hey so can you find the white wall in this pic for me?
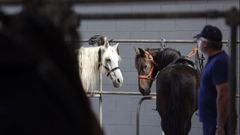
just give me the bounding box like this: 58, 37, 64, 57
74, 1, 239, 135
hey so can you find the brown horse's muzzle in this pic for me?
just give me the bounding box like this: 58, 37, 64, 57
139, 87, 151, 96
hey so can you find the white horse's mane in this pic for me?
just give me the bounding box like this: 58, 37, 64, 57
78, 46, 101, 92
78, 45, 121, 92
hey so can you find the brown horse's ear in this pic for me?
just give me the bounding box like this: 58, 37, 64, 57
138, 48, 146, 56
134, 47, 146, 57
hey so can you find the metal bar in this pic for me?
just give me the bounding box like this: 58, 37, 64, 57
87, 91, 156, 96
228, 25, 238, 135
99, 52, 103, 126
238, 2, 240, 135
136, 96, 157, 135
77, 39, 240, 44
86, 90, 239, 97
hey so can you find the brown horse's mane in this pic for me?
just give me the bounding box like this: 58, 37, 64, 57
146, 48, 181, 70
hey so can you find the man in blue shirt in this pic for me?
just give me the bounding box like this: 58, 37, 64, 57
195, 25, 229, 135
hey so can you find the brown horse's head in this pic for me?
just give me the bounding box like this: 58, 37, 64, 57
135, 48, 181, 95
135, 48, 159, 95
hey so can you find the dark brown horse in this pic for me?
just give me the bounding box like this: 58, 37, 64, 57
0, 2, 103, 135
135, 48, 199, 135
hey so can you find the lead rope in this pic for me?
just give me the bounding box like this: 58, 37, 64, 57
196, 51, 205, 74
186, 48, 198, 58
186, 48, 205, 74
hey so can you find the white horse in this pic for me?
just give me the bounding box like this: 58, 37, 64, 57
78, 40, 123, 92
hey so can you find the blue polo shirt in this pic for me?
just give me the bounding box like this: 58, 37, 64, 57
198, 51, 228, 125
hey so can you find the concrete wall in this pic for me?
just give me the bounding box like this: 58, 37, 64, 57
74, 1, 240, 135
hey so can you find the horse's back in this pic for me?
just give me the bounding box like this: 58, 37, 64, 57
156, 64, 199, 112
156, 64, 199, 135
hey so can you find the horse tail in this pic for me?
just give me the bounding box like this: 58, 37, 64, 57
160, 68, 193, 135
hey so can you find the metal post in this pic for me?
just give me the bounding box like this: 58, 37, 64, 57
136, 96, 164, 135
99, 50, 103, 127
228, 24, 238, 135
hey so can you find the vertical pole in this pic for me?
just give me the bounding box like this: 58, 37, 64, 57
99, 71, 103, 126
238, 1, 240, 133
99, 49, 103, 127
136, 96, 164, 135
228, 25, 237, 135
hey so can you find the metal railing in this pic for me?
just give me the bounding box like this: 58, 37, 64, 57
83, 36, 240, 134
87, 90, 240, 135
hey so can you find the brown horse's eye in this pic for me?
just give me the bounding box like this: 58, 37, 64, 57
140, 64, 148, 71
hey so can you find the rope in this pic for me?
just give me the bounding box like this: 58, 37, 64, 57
186, 47, 205, 74
186, 48, 198, 58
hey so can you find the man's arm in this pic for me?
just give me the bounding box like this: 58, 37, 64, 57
216, 82, 229, 134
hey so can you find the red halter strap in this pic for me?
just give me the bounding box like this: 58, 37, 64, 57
138, 62, 155, 80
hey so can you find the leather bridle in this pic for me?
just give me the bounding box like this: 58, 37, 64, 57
104, 66, 120, 77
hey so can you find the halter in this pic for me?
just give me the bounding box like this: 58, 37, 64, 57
138, 51, 160, 80
104, 66, 120, 77
98, 48, 120, 77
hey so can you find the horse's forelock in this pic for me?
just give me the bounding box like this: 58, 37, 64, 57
102, 45, 120, 61
135, 53, 146, 69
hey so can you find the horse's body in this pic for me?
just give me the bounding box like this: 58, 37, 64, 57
78, 41, 123, 92
135, 48, 199, 135
0, 3, 103, 135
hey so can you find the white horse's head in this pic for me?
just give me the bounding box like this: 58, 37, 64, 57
100, 41, 123, 88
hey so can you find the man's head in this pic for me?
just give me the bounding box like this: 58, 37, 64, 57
194, 25, 223, 54
195, 25, 222, 42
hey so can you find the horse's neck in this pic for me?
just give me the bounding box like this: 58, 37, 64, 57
80, 46, 101, 66
153, 51, 179, 70
79, 46, 101, 91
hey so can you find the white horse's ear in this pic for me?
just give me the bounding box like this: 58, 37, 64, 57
103, 37, 109, 48
112, 43, 119, 51
104, 41, 109, 48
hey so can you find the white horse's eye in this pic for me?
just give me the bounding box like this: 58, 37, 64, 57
106, 58, 111, 63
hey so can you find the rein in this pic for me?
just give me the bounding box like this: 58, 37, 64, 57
138, 51, 160, 80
